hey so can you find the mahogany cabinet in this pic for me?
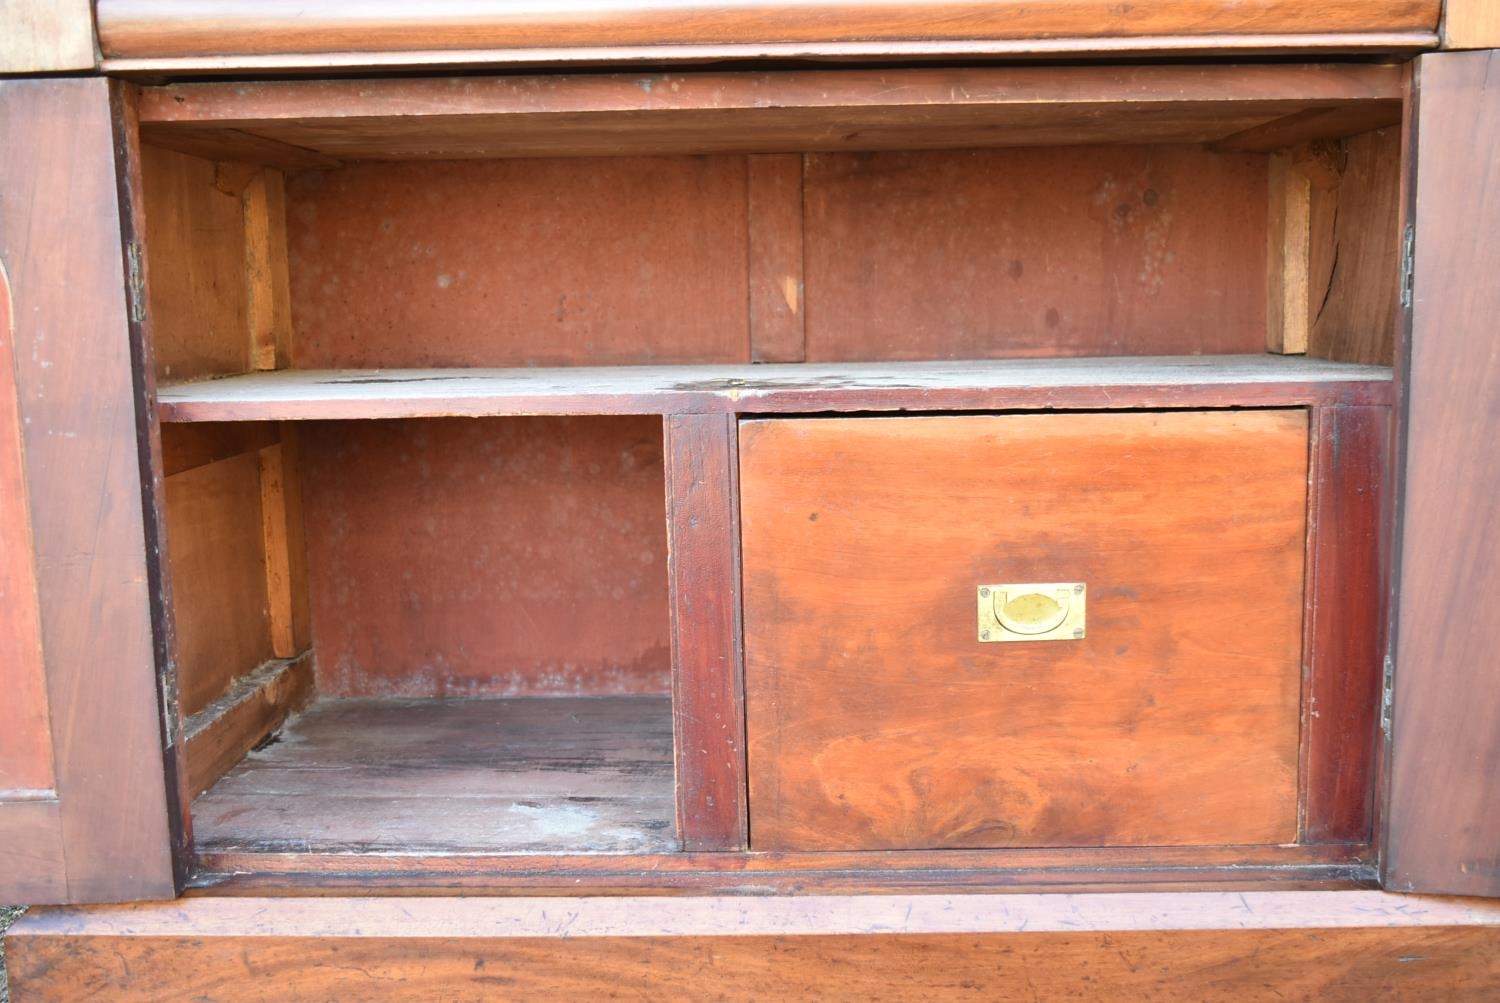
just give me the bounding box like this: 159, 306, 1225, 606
3, 2, 1500, 998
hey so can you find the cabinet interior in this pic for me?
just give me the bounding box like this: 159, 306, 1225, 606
135, 65, 1403, 875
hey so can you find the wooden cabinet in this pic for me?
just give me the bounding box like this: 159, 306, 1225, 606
3, 4, 1500, 997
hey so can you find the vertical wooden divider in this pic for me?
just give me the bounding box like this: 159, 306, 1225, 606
243, 170, 295, 371
1300, 405, 1389, 844
1266, 150, 1312, 355
243, 163, 308, 658
665, 412, 749, 851
259, 426, 311, 658
748, 154, 805, 363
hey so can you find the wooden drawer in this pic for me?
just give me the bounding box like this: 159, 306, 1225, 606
741, 410, 1309, 852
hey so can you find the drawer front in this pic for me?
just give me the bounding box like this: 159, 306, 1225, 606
741, 410, 1308, 852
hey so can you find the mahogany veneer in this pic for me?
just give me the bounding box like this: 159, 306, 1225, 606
13, 892, 1500, 1000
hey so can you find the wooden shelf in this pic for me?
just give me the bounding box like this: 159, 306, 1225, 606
158, 355, 1393, 422
193, 695, 677, 856
134, 64, 1403, 166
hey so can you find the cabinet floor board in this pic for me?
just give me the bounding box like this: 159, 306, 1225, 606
192, 695, 678, 856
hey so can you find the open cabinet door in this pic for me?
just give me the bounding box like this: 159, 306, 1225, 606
0, 78, 179, 903
1384, 49, 1500, 897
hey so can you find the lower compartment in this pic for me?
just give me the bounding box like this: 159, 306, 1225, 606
193, 695, 676, 856
10, 892, 1500, 1001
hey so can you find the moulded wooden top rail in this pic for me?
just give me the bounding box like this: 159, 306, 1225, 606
135, 63, 1407, 165
96, 0, 1440, 74
155, 355, 1394, 422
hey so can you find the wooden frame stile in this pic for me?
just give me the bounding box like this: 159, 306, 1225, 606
665, 413, 749, 851
1383, 48, 1500, 898
1299, 405, 1390, 846
0, 77, 178, 904
111, 78, 195, 890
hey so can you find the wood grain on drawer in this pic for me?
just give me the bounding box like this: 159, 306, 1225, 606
741, 410, 1308, 851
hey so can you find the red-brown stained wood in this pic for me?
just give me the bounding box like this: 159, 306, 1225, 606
136, 66, 1407, 128
132, 66, 1407, 162
259, 433, 312, 657
1385, 49, 1500, 897
190, 843, 1372, 896
11, 892, 1500, 1002
115, 78, 196, 888
164, 451, 277, 717
160, 421, 280, 476
141, 124, 342, 171
802, 147, 1269, 361
0, 78, 176, 903
665, 414, 749, 851
1212, 104, 1407, 153
0, 257, 54, 793
0, 800, 68, 902
300, 417, 671, 697
183, 655, 315, 800
243, 169, 294, 371
95, 1, 1441, 69
742, 411, 1308, 852
1306, 128, 1404, 366
286, 158, 750, 369
1301, 406, 1389, 843
748, 155, 804, 363
1265, 149, 1313, 354
138, 145, 254, 381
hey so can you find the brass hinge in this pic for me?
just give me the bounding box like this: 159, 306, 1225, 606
126, 240, 147, 324
1380, 654, 1395, 740
1399, 223, 1416, 309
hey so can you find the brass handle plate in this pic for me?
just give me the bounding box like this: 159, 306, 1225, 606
977, 583, 1086, 642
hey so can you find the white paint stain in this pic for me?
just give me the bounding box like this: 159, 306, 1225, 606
510, 803, 598, 839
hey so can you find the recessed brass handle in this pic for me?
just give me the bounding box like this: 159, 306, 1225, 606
993, 588, 1072, 635
977, 582, 1085, 642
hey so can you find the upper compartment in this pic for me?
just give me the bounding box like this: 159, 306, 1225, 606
136, 64, 1403, 420
97, 0, 1439, 74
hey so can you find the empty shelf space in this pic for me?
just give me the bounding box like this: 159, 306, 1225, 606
192, 695, 677, 856
158, 355, 1393, 421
